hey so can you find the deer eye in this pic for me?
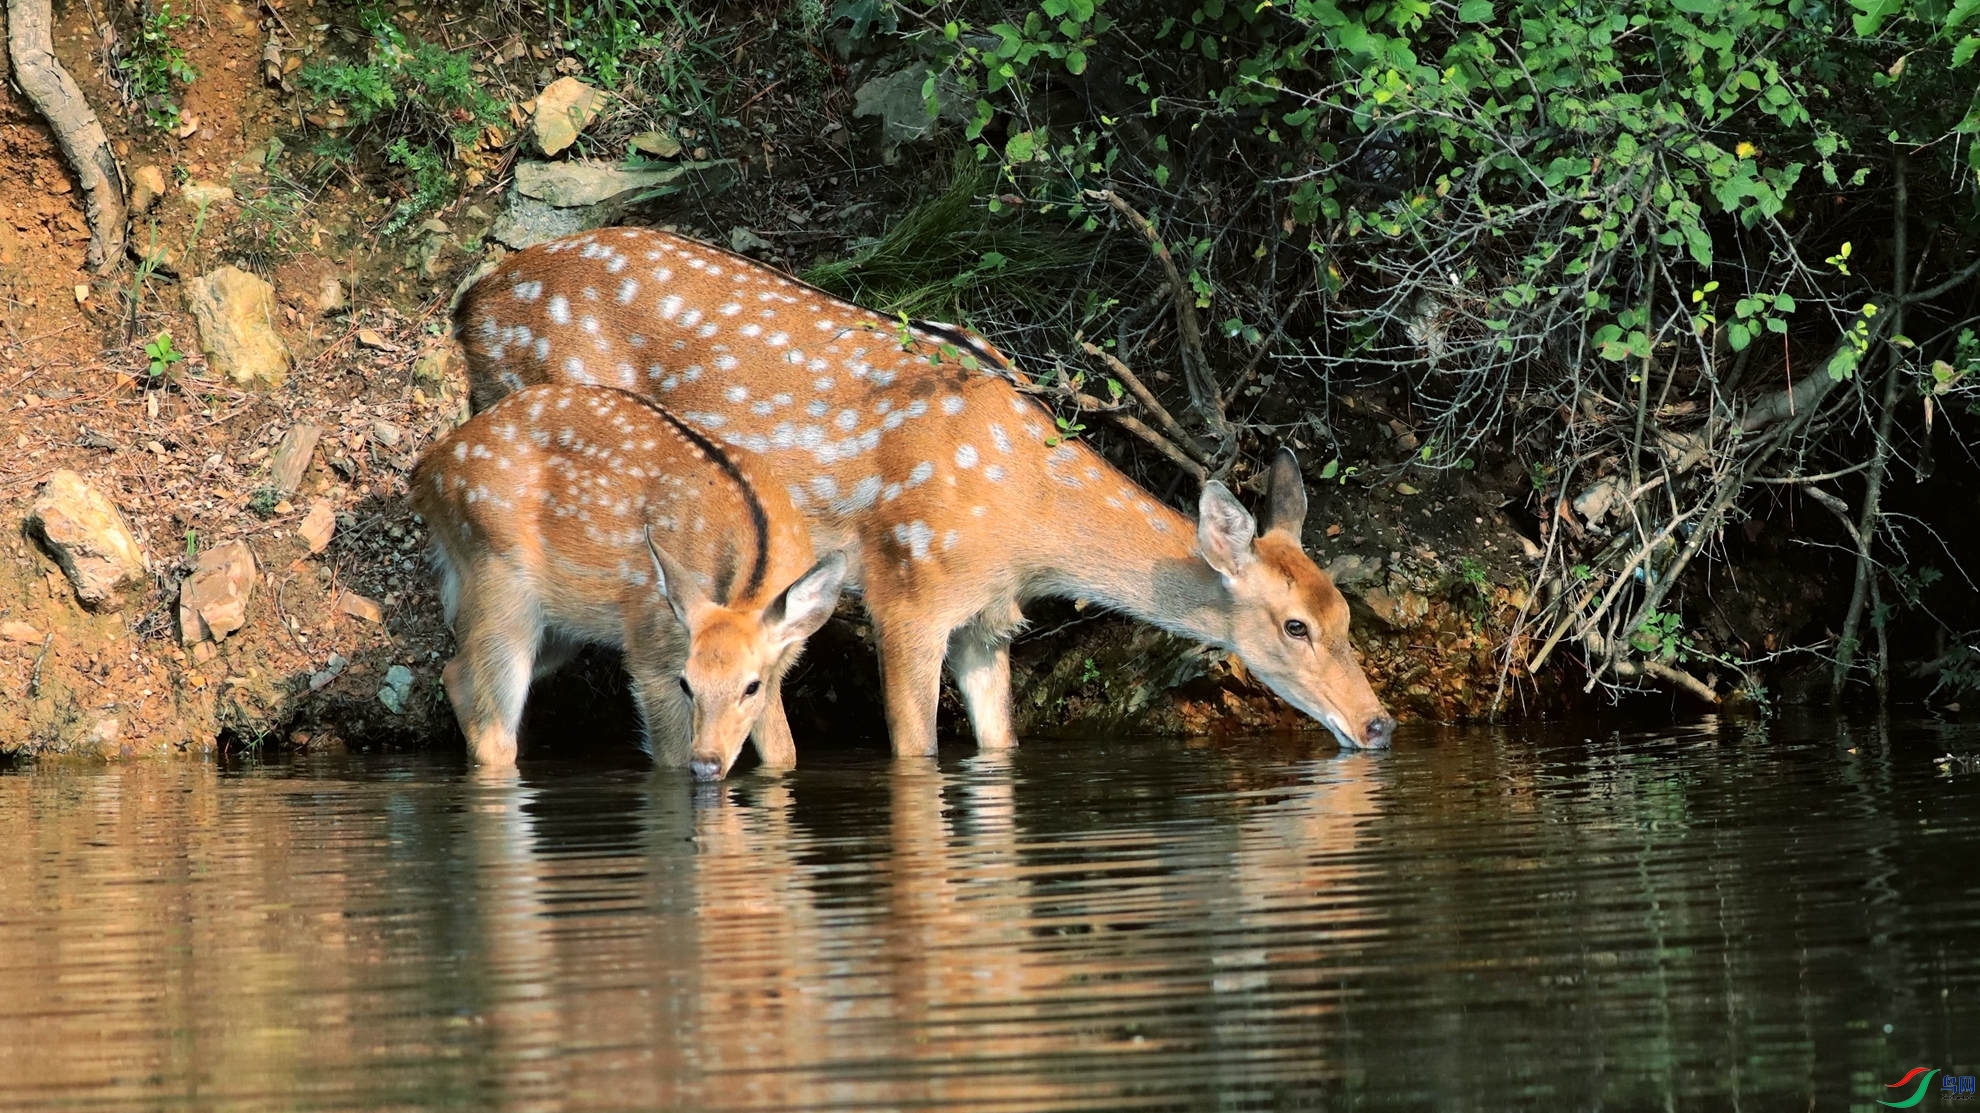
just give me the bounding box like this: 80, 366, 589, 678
1283, 618, 1310, 641
743, 679, 762, 698
677, 676, 693, 700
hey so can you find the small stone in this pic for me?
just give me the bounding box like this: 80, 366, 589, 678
335, 591, 384, 624
729, 227, 773, 254
1, 621, 41, 644
308, 651, 348, 692
315, 276, 347, 314
628, 130, 682, 158
85, 716, 122, 751
27, 471, 151, 612
186, 266, 289, 389
377, 664, 415, 713
178, 540, 257, 645
268, 424, 321, 498
181, 181, 235, 210
355, 327, 395, 351
129, 165, 168, 213
413, 346, 461, 388
370, 421, 404, 448
531, 76, 603, 156
298, 500, 336, 554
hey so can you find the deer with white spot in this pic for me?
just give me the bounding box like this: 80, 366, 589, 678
456, 228, 1394, 754
411, 383, 846, 777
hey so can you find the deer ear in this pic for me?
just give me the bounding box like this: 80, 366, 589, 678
645, 528, 705, 628
1263, 446, 1308, 541
1197, 481, 1257, 580
766, 550, 846, 646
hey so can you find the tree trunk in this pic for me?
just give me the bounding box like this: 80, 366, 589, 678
7, 0, 127, 272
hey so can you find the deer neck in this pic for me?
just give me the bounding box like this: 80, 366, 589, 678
1033, 450, 1233, 650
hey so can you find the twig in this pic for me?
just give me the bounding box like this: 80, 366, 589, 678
1833, 153, 1907, 702
1082, 188, 1231, 452
1015, 382, 1207, 482
1076, 340, 1211, 467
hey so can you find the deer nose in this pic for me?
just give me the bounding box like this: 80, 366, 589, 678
689, 757, 724, 782
1362, 714, 1396, 749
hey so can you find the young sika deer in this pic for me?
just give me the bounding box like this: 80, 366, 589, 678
411, 383, 846, 777
456, 228, 1394, 755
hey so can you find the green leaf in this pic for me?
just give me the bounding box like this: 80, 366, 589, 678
1728, 322, 1752, 352
1004, 130, 1037, 162
1066, 48, 1087, 75
1457, 0, 1492, 21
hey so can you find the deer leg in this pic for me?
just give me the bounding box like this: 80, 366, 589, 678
456, 613, 535, 768
947, 623, 1017, 752
874, 617, 946, 758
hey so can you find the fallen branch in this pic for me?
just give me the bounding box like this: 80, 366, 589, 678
1014, 381, 1207, 482
1077, 339, 1212, 467
1082, 188, 1231, 453
8, 0, 127, 271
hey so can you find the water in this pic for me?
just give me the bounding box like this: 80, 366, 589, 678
1, 717, 1976, 1111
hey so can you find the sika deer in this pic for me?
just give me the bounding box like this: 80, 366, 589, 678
456, 228, 1393, 754
411, 383, 846, 777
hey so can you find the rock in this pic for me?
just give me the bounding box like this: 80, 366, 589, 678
413, 346, 461, 389
335, 591, 385, 624
181, 180, 235, 210
629, 130, 682, 158
186, 266, 290, 389
512, 159, 734, 209
308, 652, 348, 692
852, 65, 965, 149
1574, 477, 1619, 526
85, 716, 122, 752
355, 326, 395, 351
315, 276, 347, 314
179, 540, 257, 645
129, 165, 168, 213
729, 226, 773, 254
1, 621, 41, 644
370, 421, 404, 448
1360, 587, 1429, 630
1324, 553, 1383, 590
377, 664, 415, 713
298, 500, 336, 554
268, 424, 321, 498
488, 197, 591, 250
491, 159, 738, 250
27, 471, 150, 612
531, 77, 603, 156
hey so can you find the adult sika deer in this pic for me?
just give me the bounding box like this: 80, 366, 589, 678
411, 383, 846, 777
457, 228, 1393, 754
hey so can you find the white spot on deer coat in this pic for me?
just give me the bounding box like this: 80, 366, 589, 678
955, 444, 978, 468
548, 295, 570, 324
907, 461, 934, 488
942, 395, 966, 416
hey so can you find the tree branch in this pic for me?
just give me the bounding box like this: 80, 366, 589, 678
8, 0, 127, 271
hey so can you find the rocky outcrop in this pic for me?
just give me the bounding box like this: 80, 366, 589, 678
186, 266, 289, 389
26, 471, 150, 612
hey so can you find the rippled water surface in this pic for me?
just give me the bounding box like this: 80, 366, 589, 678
2, 717, 1978, 1110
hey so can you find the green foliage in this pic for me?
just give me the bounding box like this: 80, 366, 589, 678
118, 2, 198, 131
143, 332, 184, 383
559, 0, 735, 126
801, 156, 1101, 320
296, 9, 501, 233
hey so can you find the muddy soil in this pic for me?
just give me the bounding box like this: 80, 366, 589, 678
0, 0, 1559, 760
